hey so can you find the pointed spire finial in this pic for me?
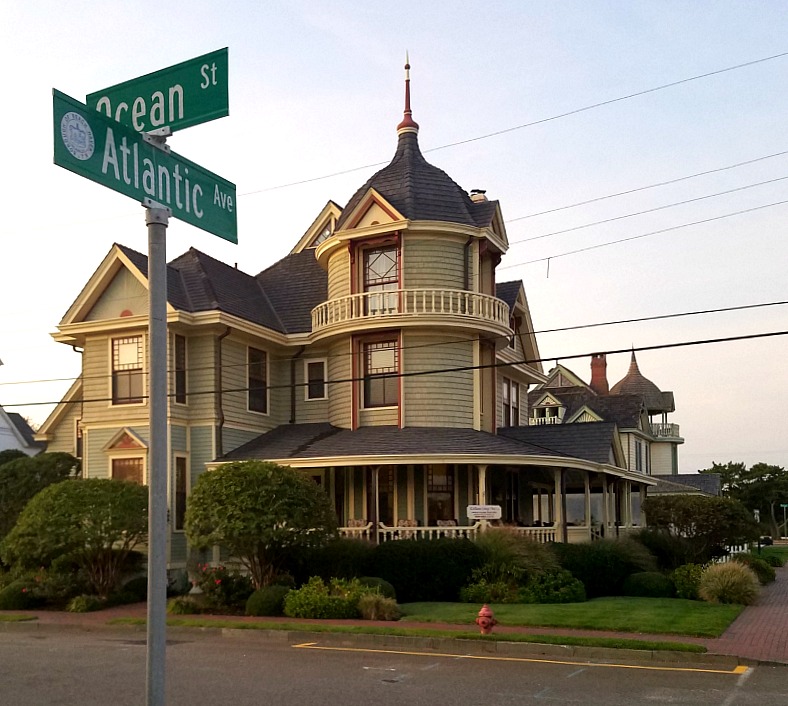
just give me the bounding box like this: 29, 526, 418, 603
397, 52, 419, 135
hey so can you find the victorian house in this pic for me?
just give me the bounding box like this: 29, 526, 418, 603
36, 66, 654, 567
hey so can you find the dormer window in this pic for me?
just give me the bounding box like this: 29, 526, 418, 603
312, 224, 333, 247
363, 244, 399, 314
530, 404, 563, 425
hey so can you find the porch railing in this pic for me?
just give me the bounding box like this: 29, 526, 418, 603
338, 522, 559, 543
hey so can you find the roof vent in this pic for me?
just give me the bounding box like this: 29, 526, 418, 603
470, 189, 488, 203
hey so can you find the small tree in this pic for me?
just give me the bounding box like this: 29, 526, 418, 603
185, 461, 338, 588
0, 452, 80, 542
0, 478, 148, 597
642, 495, 759, 564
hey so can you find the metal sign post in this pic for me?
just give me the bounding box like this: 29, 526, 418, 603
54, 52, 235, 705
145, 202, 169, 706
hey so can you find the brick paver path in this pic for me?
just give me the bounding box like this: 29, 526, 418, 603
705, 564, 788, 663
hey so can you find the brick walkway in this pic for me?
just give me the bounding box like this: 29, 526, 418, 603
4, 565, 787, 664
704, 563, 788, 663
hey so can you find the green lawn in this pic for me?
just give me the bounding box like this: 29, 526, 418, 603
400, 597, 743, 638
0, 614, 36, 622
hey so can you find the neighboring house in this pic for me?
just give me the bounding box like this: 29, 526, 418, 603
36, 68, 654, 567
0, 404, 45, 456
527, 352, 685, 476
648, 473, 721, 497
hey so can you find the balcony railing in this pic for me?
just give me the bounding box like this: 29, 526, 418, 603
311, 288, 510, 334
528, 416, 562, 425
338, 522, 558, 543
651, 422, 681, 439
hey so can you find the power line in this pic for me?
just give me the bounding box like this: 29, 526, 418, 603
500, 199, 788, 269
241, 51, 788, 195
3, 298, 787, 389
509, 175, 788, 245
4, 328, 788, 409
507, 149, 788, 221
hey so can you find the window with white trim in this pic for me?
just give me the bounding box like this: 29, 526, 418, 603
112, 457, 144, 484
173, 334, 187, 405
173, 456, 188, 531
502, 377, 520, 427
363, 339, 398, 408
248, 347, 268, 414
112, 336, 144, 404
304, 359, 327, 400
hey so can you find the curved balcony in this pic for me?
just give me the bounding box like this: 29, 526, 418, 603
311, 288, 512, 343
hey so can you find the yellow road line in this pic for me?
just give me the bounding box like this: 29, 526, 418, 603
292, 642, 747, 675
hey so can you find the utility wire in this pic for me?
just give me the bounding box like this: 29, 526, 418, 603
509, 175, 788, 245
3, 299, 787, 389
500, 199, 788, 269
507, 149, 788, 221
241, 51, 788, 195
4, 328, 788, 409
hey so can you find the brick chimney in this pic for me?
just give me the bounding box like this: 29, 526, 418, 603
590, 353, 609, 395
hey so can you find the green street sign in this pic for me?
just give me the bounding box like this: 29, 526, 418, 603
86, 48, 229, 133
54, 89, 237, 243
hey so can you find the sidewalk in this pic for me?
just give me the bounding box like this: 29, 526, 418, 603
4, 565, 787, 665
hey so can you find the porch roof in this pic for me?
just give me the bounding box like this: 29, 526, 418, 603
220, 422, 633, 471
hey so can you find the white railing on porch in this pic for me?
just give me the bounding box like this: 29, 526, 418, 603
338, 522, 559, 543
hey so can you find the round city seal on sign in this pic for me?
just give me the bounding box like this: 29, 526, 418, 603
60, 111, 95, 161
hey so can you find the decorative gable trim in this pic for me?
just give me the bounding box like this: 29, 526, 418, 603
58, 244, 174, 327
532, 392, 563, 408
290, 201, 343, 254
567, 406, 603, 424
102, 427, 148, 452
339, 188, 405, 231
540, 364, 593, 391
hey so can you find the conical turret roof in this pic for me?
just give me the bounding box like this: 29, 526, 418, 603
335, 62, 497, 230
610, 351, 674, 413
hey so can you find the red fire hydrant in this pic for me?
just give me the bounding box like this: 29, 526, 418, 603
475, 604, 497, 635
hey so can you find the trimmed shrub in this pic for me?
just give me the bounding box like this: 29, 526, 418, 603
66, 595, 105, 613
193, 564, 254, 614
551, 539, 657, 598
699, 563, 759, 605
759, 553, 784, 568
288, 539, 374, 584
732, 554, 776, 585
670, 563, 705, 600
246, 585, 291, 617
357, 576, 396, 600
121, 576, 148, 602
370, 538, 485, 603
520, 569, 587, 604
460, 578, 520, 604
167, 596, 203, 615
473, 528, 559, 582
357, 594, 401, 621
0, 578, 41, 610
283, 577, 370, 619
622, 572, 675, 598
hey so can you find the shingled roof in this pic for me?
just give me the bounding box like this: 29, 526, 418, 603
117, 244, 327, 335
498, 422, 619, 465
496, 281, 521, 313
529, 387, 646, 428
610, 351, 674, 413
222, 423, 584, 463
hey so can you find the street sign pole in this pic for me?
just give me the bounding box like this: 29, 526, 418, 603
145, 202, 169, 706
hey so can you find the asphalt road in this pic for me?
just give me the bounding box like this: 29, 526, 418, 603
1, 628, 787, 705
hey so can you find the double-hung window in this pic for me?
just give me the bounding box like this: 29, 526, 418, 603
248, 347, 268, 413
112, 336, 144, 404
363, 339, 398, 408
173, 334, 187, 404
305, 359, 327, 400
502, 377, 520, 427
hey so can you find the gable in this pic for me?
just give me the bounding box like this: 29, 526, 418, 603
290, 201, 343, 254
567, 406, 603, 424
541, 365, 591, 390
532, 392, 563, 408
103, 427, 147, 452
84, 267, 148, 321
338, 188, 405, 232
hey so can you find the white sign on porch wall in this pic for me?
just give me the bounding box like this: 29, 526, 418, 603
467, 504, 502, 520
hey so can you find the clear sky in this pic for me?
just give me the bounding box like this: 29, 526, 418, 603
1, 1, 786, 472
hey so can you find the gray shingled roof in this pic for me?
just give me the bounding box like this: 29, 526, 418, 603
529, 387, 645, 429
118, 244, 325, 335
7, 413, 46, 451
335, 131, 496, 229
498, 423, 619, 465
649, 473, 721, 496
496, 281, 520, 313
222, 423, 584, 463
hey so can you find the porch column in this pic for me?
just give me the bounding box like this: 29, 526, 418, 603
623, 480, 632, 528
584, 472, 591, 528
553, 468, 565, 542
477, 464, 488, 504
370, 466, 380, 544
602, 475, 610, 534
639, 485, 647, 526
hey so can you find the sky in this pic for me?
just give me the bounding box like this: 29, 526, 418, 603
1, 1, 786, 472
